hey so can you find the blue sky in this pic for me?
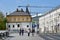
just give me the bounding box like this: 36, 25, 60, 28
0, 0, 60, 15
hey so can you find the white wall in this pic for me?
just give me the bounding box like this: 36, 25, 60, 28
6, 22, 32, 30
39, 8, 60, 33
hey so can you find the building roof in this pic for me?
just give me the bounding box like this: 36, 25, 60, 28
9, 11, 30, 16
7, 7, 30, 16
40, 5, 60, 17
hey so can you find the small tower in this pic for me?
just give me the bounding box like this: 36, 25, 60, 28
16, 8, 19, 12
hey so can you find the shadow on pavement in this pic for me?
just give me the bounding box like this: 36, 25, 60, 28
46, 34, 60, 40
49, 33, 60, 37
7, 36, 14, 37
39, 34, 53, 40
39, 33, 60, 40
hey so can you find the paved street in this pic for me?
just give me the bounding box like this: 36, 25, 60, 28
4, 33, 44, 40
39, 33, 60, 40
1, 33, 60, 40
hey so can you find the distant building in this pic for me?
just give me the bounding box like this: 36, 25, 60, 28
32, 13, 42, 24
39, 5, 60, 33
32, 13, 42, 32
6, 7, 32, 31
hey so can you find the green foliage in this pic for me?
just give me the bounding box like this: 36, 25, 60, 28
0, 11, 6, 30
32, 20, 35, 24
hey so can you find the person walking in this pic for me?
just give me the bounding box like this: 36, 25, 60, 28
19, 28, 22, 35
21, 28, 24, 36
28, 28, 31, 36
37, 29, 39, 34
32, 29, 35, 36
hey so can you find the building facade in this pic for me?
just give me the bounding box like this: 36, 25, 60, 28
6, 7, 32, 31
32, 14, 42, 32
39, 6, 60, 33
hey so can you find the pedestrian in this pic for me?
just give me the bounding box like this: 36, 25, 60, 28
37, 29, 39, 34
32, 29, 35, 36
21, 28, 24, 36
19, 28, 22, 35
28, 28, 31, 36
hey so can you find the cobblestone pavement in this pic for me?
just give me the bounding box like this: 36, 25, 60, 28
4, 33, 44, 40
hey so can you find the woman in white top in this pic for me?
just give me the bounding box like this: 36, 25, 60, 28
27, 28, 31, 36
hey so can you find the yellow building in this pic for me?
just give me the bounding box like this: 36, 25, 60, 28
6, 7, 32, 31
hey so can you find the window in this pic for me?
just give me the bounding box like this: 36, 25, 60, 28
26, 17, 30, 21
59, 14, 60, 16
27, 25, 29, 27
9, 18, 11, 21
24, 17, 26, 21
8, 25, 10, 28
18, 18, 20, 20
11, 17, 14, 21
27, 17, 29, 20
13, 25, 14, 28
17, 24, 20, 27
22, 18, 24, 20
58, 24, 59, 26
13, 18, 16, 21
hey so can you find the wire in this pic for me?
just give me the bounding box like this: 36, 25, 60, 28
18, 6, 55, 8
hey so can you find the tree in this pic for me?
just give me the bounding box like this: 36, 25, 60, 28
0, 12, 4, 18
0, 11, 6, 30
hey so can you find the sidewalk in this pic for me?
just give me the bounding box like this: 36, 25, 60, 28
5, 33, 44, 40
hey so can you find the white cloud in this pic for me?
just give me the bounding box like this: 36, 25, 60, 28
32, 13, 42, 17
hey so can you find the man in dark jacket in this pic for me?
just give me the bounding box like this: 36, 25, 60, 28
19, 28, 22, 35
21, 28, 24, 36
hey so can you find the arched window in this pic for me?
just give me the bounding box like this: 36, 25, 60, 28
27, 25, 29, 27
17, 24, 20, 27
8, 25, 10, 28
13, 25, 14, 28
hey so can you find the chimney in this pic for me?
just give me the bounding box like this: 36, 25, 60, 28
21, 8, 24, 12
26, 6, 30, 14
16, 8, 19, 12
